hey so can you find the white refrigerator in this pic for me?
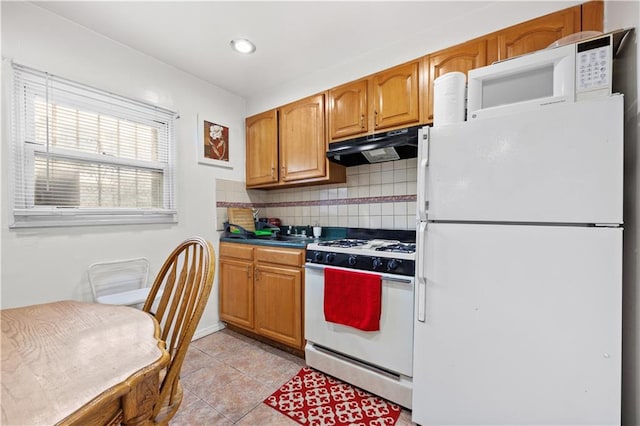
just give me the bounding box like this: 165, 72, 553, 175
413, 95, 623, 425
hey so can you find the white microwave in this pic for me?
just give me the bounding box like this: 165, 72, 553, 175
467, 32, 617, 120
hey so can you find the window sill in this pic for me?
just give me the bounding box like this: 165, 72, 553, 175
10, 209, 178, 228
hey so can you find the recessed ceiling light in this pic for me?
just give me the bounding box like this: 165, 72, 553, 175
230, 39, 256, 54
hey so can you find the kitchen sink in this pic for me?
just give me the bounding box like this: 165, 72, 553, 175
275, 234, 316, 242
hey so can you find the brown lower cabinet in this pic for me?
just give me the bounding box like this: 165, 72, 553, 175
219, 242, 304, 351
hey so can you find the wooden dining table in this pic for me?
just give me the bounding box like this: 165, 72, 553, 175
1, 300, 170, 425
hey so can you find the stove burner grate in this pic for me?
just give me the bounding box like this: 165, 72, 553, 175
375, 243, 416, 254
318, 239, 369, 248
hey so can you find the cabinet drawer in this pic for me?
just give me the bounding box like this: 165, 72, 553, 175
220, 242, 254, 260
255, 247, 304, 267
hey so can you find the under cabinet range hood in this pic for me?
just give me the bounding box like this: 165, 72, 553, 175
326, 125, 422, 167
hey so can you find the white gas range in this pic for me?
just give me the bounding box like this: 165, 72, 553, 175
304, 230, 415, 408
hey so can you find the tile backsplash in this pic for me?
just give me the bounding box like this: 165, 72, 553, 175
216, 159, 417, 231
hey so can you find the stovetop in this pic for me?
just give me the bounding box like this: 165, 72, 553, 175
316, 239, 369, 248
306, 231, 416, 276
311, 239, 416, 258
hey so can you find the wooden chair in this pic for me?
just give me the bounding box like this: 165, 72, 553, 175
142, 236, 216, 425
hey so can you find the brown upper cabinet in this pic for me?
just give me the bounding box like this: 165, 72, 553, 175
328, 61, 421, 142
328, 79, 369, 140
279, 94, 329, 182
372, 61, 421, 131
496, 6, 581, 60
426, 39, 488, 122
580, 1, 604, 33
246, 93, 346, 189
245, 109, 278, 187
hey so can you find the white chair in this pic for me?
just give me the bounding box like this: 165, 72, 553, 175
88, 257, 151, 307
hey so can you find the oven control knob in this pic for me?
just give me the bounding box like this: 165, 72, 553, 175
314, 251, 323, 262
348, 255, 357, 266
372, 257, 383, 269
387, 259, 400, 271
325, 253, 335, 263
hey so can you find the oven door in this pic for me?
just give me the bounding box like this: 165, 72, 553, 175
304, 263, 414, 377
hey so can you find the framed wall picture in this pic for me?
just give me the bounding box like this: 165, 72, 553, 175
197, 114, 233, 168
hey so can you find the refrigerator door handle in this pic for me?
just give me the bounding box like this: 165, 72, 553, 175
417, 127, 429, 222
417, 221, 428, 322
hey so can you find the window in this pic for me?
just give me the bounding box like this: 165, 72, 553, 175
10, 63, 177, 227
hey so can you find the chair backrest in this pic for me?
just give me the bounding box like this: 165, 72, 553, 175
87, 257, 150, 302
142, 236, 215, 423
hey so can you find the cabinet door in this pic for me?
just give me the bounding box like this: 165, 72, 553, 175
426, 39, 488, 122
219, 257, 254, 329
581, 1, 604, 33
497, 6, 581, 60
254, 264, 303, 349
372, 61, 420, 130
246, 109, 278, 187
328, 79, 369, 140
279, 93, 327, 182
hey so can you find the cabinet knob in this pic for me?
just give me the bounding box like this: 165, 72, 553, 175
374, 110, 378, 127
271, 166, 275, 178
360, 113, 365, 129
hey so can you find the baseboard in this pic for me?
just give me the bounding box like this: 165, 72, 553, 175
192, 321, 225, 341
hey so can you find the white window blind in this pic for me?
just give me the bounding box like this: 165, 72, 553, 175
10, 62, 177, 227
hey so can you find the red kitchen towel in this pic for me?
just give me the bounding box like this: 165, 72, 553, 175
323, 268, 382, 331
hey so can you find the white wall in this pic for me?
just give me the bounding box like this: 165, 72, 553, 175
0, 2, 248, 338
605, 3, 640, 425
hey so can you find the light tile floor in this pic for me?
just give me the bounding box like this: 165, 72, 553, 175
172, 328, 416, 425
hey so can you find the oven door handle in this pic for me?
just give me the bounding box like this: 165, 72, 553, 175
304, 263, 325, 271
305, 263, 413, 284
382, 276, 413, 284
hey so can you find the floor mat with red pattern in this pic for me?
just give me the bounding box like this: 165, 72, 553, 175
263, 366, 401, 426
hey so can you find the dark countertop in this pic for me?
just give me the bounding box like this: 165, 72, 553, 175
219, 236, 317, 249
219, 227, 348, 249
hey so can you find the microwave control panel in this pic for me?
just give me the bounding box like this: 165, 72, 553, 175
575, 35, 612, 100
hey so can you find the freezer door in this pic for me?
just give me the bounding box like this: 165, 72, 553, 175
412, 223, 622, 425
428, 95, 623, 224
